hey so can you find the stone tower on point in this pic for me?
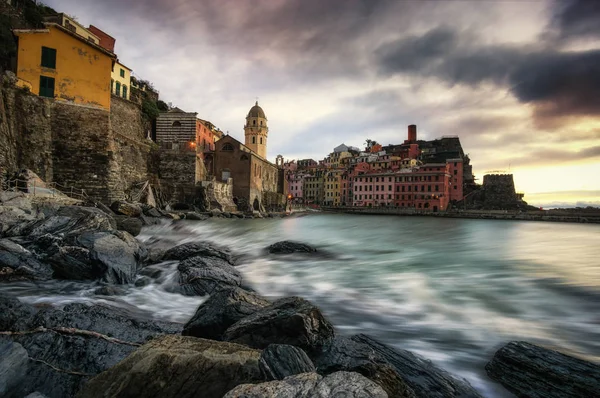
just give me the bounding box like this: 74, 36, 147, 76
244, 101, 268, 159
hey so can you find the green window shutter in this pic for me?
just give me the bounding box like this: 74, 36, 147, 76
120, 69, 125, 78
41, 47, 57, 69
122, 85, 127, 98
115, 82, 121, 96
39, 76, 55, 98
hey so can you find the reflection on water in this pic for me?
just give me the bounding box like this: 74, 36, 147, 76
2, 214, 599, 397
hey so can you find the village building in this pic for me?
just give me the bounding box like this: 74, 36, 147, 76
13, 20, 116, 109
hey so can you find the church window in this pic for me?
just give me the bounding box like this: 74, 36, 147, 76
252, 137, 256, 144
241, 154, 249, 160
260, 121, 263, 126
260, 137, 263, 144
253, 120, 256, 126
222, 143, 233, 151
172, 121, 181, 127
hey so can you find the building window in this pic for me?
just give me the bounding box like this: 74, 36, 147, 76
222, 143, 234, 151
115, 81, 121, 96
122, 85, 127, 98
120, 68, 125, 78
252, 137, 256, 144
39, 76, 55, 98
172, 121, 181, 127
454, 170, 458, 175
41, 46, 57, 69
253, 120, 256, 126
260, 137, 263, 144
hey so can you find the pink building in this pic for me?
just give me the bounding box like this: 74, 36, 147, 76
287, 172, 308, 202
393, 163, 451, 211
447, 158, 464, 202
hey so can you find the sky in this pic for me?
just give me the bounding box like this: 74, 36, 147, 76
44, 0, 600, 208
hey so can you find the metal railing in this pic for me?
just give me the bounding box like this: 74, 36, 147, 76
1, 178, 88, 201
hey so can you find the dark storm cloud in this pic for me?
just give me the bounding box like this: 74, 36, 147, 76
552, 0, 600, 40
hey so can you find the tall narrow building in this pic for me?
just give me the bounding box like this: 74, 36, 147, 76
244, 101, 268, 159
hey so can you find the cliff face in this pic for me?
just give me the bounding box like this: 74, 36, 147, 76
0, 75, 152, 204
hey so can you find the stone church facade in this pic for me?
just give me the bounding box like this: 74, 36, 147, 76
205, 102, 287, 212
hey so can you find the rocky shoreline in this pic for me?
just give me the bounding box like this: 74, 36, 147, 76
1, 193, 599, 397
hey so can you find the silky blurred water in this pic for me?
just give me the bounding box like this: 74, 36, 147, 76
3, 213, 599, 397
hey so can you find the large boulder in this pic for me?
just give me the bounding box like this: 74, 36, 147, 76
486, 341, 600, 398
0, 299, 181, 398
224, 371, 388, 398
223, 297, 335, 354
0, 239, 53, 280
76, 335, 263, 398
0, 296, 37, 332
259, 344, 316, 380
349, 334, 482, 398
182, 287, 270, 340
163, 241, 235, 264
109, 201, 141, 217
0, 341, 29, 397
113, 215, 142, 237
5, 206, 115, 238
177, 255, 243, 296
313, 336, 415, 398
266, 240, 317, 254
50, 231, 145, 284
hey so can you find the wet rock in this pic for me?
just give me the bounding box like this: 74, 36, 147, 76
25, 393, 49, 398
73, 231, 144, 284
94, 285, 127, 296
485, 341, 600, 398
224, 371, 388, 398
313, 336, 415, 398
48, 246, 97, 280
29, 302, 182, 343
182, 287, 270, 340
177, 256, 242, 296
110, 201, 141, 217
0, 296, 37, 332
141, 205, 163, 218
134, 276, 152, 287
350, 334, 482, 398
222, 211, 232, 218
0, 239, 53, 280
138, 266, 163, 279
210, 208, 222, 217
259, 344, 316, 380
0, 300, 181, 398
163, 241, 234, 264
114, 215, 142, 237
5, 206, 116, 238
76, 335, 262, 398
0, 341, 29, 396
267, 240, 317, 254
183, 212, 208, 221
223, 297, 335, 354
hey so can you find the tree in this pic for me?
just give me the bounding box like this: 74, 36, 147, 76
141, 98, 159, 120
156, 100, 169, 111
0, 16, 16, 71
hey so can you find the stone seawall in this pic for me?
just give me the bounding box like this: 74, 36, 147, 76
1, 78, 153, 204
322, 207, 600, 224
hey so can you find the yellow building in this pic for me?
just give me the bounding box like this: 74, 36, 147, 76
13, 23, 116, 109
111, 60, 131, 100
323, 169, 343, 206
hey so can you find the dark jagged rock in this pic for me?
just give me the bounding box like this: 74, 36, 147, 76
73, 231, 144, 284
267, 240, 317, 254
259, 344, 316, 381
29, 302, 182, 343
183, 212, 208, 221
138, 266, 163, 279
75, 335, 262, 398
0, 299, 181, 398
114, 215, 142, 237
0, 295, 37, 332
350, 334, 482, 398
0, 341, 29, 396
223, 297, 335, 354
48, 246, 97, 280
313, 336, 415, 398
485, 341, 600, 398
109, 201, 141, 217
163, 241, 234, 264
182, 287, 270, 340
0, 239, 53, 280
224, 371, 388, 398
142, 206, 162, 218
177, 256, 242, 296
5, 206, 115, 238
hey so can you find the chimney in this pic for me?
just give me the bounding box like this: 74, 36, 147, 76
408, 124, 417, 143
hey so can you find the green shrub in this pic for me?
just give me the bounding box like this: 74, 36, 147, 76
142, 98, 159, 120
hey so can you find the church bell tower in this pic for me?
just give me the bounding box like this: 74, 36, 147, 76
244, 101, 268, 159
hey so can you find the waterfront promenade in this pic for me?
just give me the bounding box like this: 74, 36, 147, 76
320, 206, 600, 224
